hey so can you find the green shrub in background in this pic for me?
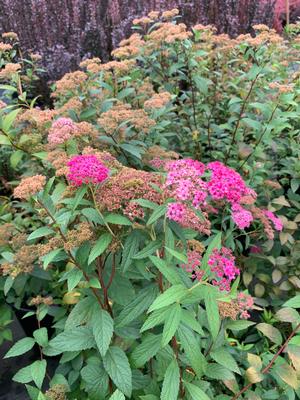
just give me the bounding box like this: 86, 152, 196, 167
0, 9, 300, 400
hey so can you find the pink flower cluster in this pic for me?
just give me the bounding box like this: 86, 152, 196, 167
67, 154, 109, 187
264, 210, 283, 231
208, 247, 240, 291
181, 250, 204, 281
231, 203, 253, 229
163, 158, 283, 236
237, 292, 254, 319
48, 117, 78, 146
207, 161, 256, 204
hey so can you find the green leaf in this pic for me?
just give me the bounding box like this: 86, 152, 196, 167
0, 134, 11, 145
162, 303, 182, 347
161, 359, 180, 400
33, 328, 48, 347
256, 323, 282, 345
206, 363, 235, 380
10, 149, 24, 168
92, 308, 114, 357
5, 337, 35, 358
181, 310, 204, 336
184, 381, 211, 400
120, 143, 142, 159
13, 364, 32, 384
116, 286, 157, 327
148, 285, 188, 313
121, 230, 140, 272
204, 287, 220, 339
31, 360, 46, 389
131, 334, 162, 368
165, 246, 188, 263
81, 363, 109, 398
71, 185, 87, 211
226, 320, 255, 331
67, 268, 83, 292
82, 207, 104, 224
148, 256, 182, 286
283, 295, 300, 309
274, 362, 299, 389
105, 213, 132, 226
42, 249, 65, 269
202, 232, 222, 275
109, 389, 125, 400
147, 204, 167, 225
88, 233, 112, 265
141, 307, 169, 333
2, 108, 20, 132
65, 296, 95, 329
211, 348, 240, 374
178, 324, 207, 377
103, 346, 132, 398
27, 227, 54, 241
48, 327, 95, 353
133, 241, 161, 260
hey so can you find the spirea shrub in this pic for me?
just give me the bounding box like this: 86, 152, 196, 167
0, 9, 300, 400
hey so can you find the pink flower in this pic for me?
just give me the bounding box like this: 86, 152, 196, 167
207, 161, 256, 204
237, 292, 254, 319
263, 210, 283, 231
67, 154, 109, 187
208, 247, 240, 291
181, 250, 204, 281
48, 117, 78, 146
231, 203, 253, 229
166, 202, 186, 223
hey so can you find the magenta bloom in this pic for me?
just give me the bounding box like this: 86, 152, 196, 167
67, 154, 109, 187
264, 210, 283, 231
231, 203, 253, 229
208, 247, 240, 291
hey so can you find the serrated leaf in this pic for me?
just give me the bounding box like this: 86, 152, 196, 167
81, 363, 109, 397
65, 296, 95, 329
146, 204, 167, 225
92, 308, 114, 357
2, 108, 20, 132
133, 241, 161, 260
181, 310, 204, 335
184, 381, 211, 400
27, 227, 54, 241
202, 232, 222, 275
109, 389, 125, 400
121, 230, 140, 272
5, 337, 35, 358
206, 363, 235, 380
141, 307, 169, 332
148, 285, 187, 313
204, 288, 220, 339
178, 324, 207, 377
103, 346, 132, 397
88, 233, 112, 265
105, 213, 132, 226
31, 360, 46, 389
162, 303, 182, 347
148, 256, 182, 285
116, 286, 157, 328
256, 323, 282, 345
131, 334, 162, 368
13, 364, 32, 384
226, 320, 255, 331
211, 348, 240, 374
48, 327, 95, 353
33, 328, 48, 347
42, 249, 66, 269
161, 359, 180, 400
165, 246, 188, 263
